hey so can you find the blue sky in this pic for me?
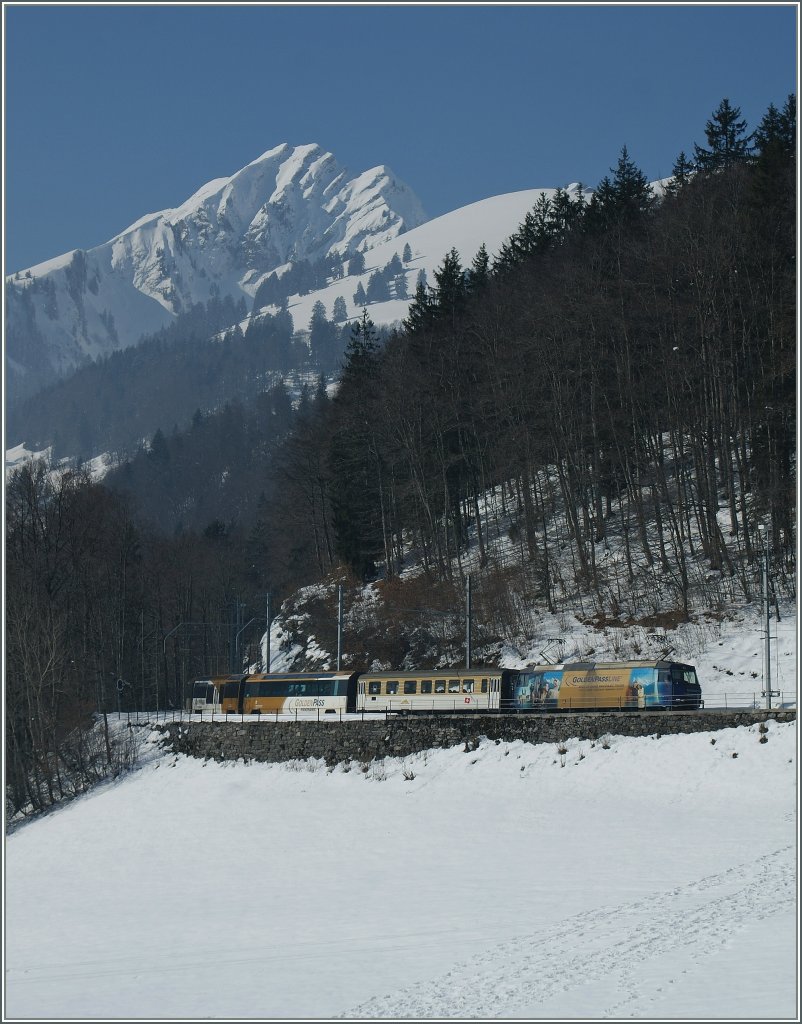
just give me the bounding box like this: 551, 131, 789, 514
4, 3, 798, 273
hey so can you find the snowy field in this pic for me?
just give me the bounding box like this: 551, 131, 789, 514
4, 717, 798, 1021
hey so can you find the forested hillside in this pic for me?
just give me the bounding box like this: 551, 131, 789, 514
6, 293, 352, 463
6, 96, 795, 819
256, 97, 795, 597
6, 246, 410, 463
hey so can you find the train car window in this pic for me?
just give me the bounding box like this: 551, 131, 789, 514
368, 682, 381, 695
448, 679, 460, 693
318, 681, 335, 696
481, 680, 488, 693
386, 682, 399, 695
404, 681, 417, 694
435, 680, 446, 693
463, 679, 474, 693
421, 680, 433, 694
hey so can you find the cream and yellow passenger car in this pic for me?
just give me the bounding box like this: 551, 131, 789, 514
356, 668, 507, 713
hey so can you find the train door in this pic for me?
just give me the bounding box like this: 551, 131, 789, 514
345, 673, 360, 713
487, 673, 502, 710
499, 671, 517, 711
220, 674, 247, 714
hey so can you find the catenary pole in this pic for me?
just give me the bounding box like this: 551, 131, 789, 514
337, 584, 343, 670
761, 527, 772, 710
265, 592, 271, 673
466, 575, 472, 670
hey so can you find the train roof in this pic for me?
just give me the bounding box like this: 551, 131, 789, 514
358, 667, 504, 678
244, 671, 357, 680
526, 660, 695, 671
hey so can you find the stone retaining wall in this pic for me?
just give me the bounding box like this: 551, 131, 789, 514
160, 709, 795, 766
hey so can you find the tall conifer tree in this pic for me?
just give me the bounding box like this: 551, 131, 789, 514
693, 98, 752, 172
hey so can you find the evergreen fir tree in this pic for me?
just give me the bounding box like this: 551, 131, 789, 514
332, 295, 348, 323
548, 186, 585, 242
663, 151, 696, 197
330, 311, 384, 579
693, 98, 752, 173
348, 251, 366, 276
309, 300, 337, 367
353, 281, 367, 306
366, 270, 391, 303
393, 273, 409, 300
585, 146, 654, 231
313, 374, 329, 408
402, 242, 413, 262
341, 309, 379, 386
385, 253, 404, 277
467, 243, 490, 291
750, 94, 796, 203
403, 278, 433, 332
309, 299, 327, 328
148, 428, 170, 465
753, 94, 796, 161
432, 248, 467, 324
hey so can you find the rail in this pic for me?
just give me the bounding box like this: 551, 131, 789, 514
104, 691, 796, 726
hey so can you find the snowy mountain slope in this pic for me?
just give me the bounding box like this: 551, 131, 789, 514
4, 143, 427, 402
271, 185, 588, 333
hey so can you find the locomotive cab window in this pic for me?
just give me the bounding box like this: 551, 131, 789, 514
404, 681, 417, 694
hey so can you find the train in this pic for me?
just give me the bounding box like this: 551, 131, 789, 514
186, 660, 703, 715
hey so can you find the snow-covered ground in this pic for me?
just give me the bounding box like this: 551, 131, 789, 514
5, 713, 798, 1020
4, 442, 113, 483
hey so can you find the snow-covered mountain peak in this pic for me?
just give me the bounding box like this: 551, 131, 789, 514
5, 143, 428, 403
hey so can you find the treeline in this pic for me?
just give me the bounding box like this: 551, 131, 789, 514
5, 458, 263, 816
6, 291, 359, 463
255, 96, 796, 611
249, 245, 414, 313
104, 383, 298, 534
251, 252, 347, 311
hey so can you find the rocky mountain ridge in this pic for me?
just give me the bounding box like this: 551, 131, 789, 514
5, 143, 427, 404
